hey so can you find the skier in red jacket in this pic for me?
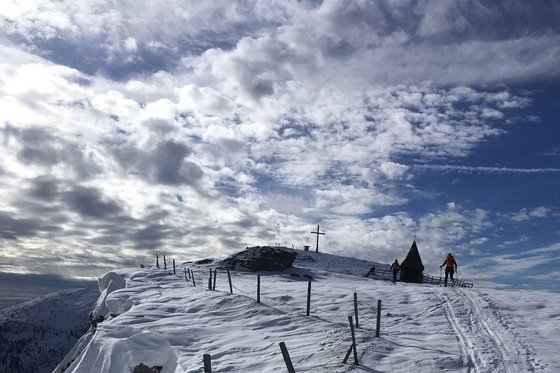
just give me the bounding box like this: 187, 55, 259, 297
440, 253, 457, 286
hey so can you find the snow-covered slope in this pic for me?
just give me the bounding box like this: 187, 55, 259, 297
0, 288, 99, 373
57, 247, 560, 372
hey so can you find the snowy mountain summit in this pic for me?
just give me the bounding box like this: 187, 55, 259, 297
56, 246, 559, 372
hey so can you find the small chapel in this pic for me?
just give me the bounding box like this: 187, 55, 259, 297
399, 240, 425, 283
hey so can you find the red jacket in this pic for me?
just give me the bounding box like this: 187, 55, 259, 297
442, 256, 457, 269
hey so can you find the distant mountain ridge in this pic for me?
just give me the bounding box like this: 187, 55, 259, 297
0, 288, 99, 373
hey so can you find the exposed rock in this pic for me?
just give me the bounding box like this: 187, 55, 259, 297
290, 273, 313, 280
133, 363, 163, 372
221, 246, 297, 272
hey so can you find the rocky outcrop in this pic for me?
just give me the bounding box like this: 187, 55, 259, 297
133, 362, 163, 372
221, 246, 297, 272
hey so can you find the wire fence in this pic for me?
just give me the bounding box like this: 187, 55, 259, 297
369, 266, 473, 287
172, 263, 377, 371
153, 253, 472, 372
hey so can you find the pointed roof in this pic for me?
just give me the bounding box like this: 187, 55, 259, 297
400, 240, 424, 270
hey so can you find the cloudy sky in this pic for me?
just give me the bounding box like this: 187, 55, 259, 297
1, 0, 559, 292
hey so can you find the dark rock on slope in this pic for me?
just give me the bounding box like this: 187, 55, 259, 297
221, 246, 297, 272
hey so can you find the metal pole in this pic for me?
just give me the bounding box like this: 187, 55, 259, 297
213, 269, 217, 291
257, 275, 261, 303
306, 281, 311, 316
203, 354, 212, 373
279, 342, 296, 373
348, 316, 359, 365
376, 299, 382, 337
353, 292, 359, 328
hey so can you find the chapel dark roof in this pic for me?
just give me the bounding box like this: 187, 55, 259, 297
401, 240, 424, 269
400, 240, 424, 283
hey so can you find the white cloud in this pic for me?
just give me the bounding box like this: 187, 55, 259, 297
91, 90, 141, 119
414, 165, 560, 174
0, 36, 538, 277
470, 237, 488, 246
542, 147, 560, 157
528, 271, 560, 281
0, 1, 558, 286
2, 0, 559, 84
320, 204, 497, 275
488, 255, 550, 277
379, 161, 409, 179
510, 207, 552, 222
123, 37, 137, 52
418, 206, 491, 249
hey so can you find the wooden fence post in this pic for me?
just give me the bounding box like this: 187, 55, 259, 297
184, 268, 188, 282
376, 299, 382, 337
156, 254, 159, 269
227, 269, 233, 294
279, 342, 296, 373
257, 275, 261, 303
353, 292, 359, 328
192, 270, 196, 287
306, 281, 312, 316
173, 259, 176, 275
208, 269, 213, 290
203, 354, 212, 373
213, 269, 217, 291
343, 316, 359, 365
163, 255, 167, 270
349, 315, 359, 365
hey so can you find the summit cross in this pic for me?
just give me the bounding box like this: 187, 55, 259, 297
310, 225, 325, 253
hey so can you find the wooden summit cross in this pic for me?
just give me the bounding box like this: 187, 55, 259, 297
310, 225, 325, 253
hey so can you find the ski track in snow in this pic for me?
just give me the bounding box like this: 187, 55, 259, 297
434, 287, 540, 373
433, 288, 478, 372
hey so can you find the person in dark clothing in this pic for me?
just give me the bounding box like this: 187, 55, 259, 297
390, 259, 400, 283
440, 253, 457, 286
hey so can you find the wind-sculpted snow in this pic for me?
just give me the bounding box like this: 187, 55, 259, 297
63, 327, 180, 373
57, 248, 560, 372
91, 271, 127, 318
98, 271, 126, 294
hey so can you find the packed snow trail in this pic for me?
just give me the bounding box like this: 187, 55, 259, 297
433, 289, 479, 372
434, 287, 540, 373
